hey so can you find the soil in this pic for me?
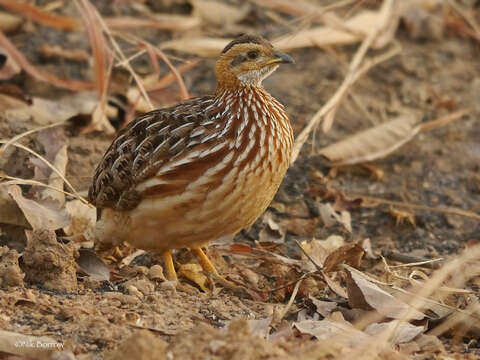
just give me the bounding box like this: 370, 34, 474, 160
0, 1, 479, 359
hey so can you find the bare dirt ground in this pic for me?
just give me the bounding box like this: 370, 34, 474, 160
0, 1, 479, 359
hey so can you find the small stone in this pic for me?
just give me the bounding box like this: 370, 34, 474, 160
127, 285, 143, 299
124, 279, 154, 295
148, 265, 166, 281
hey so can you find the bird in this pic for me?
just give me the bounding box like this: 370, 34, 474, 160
88, 34, 294, 282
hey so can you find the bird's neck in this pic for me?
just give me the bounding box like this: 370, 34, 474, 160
213, 84, 293, 162
215, 83, 263, 97
213, 85, 283, 120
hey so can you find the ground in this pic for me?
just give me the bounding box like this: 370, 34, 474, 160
0, 1, 479, 359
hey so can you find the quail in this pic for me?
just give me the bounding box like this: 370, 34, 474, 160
89, 34, 294, 281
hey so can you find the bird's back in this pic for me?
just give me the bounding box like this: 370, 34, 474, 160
88, 95, 216, 212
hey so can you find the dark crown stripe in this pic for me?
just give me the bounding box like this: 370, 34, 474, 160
222, 34, 265, 54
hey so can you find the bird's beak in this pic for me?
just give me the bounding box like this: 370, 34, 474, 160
265, 52, 295, 66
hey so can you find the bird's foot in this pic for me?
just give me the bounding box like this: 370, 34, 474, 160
192, 248, 249, 295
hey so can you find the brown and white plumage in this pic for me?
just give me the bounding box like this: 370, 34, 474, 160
89, 34, 294, 280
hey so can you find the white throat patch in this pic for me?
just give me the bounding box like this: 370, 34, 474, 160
237, 65, 279, 86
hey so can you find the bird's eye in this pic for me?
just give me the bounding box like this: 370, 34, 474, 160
247, 51, 259, 59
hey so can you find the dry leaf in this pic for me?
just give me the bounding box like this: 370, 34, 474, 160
258, 212, 285, 244
8, 185, 70, 231
75, 0, 114, 134
361, 238, 379, 260
323, 243, 365, 273
190, 0, 250, 27
39, 144, 68, 205
275, 8, 399, 51
161, 37, 231, 57
105, 14, 199, 31
178, 263, 209, 292
365, 320, 425, 345
309, 296, 338, 318
345, 266, 425, 320
318, 203, 352, 232
294, 314, 369, 345
76, 248, 110, 281
318, 114, 421, 166
161, 8, 396, 57
64, 200, 96, 236
5, 92, 98, 125
322, 271, 348, 299
0, 186, 29, 227
301, 236, 345, 271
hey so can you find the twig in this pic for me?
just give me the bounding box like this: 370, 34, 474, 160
291, 0, 397, 163
292, 42, 400, 163
0, 121, 66, 155
115, 48, 147, 69
0, 0, 79, 30
419, 108, 469, 133
277, 273, 306, 321
448, 0, 480, 37
0, 140, 87, 204
0, 175, 91, 205
294, 239, 323, 271
382, 250, 443, 269
93, 13, 154, 111
118, 33, 191, 101
357, 194, 480, 221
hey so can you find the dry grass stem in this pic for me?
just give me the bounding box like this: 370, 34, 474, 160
0, 32, 94, 91
75, 0, 114, 133
97, 30, 153, 111
357, 195, 480, 221
419, 108, 469, 132
148, 46, 190, 100
120, 33, 191, 101
0, 0, 79, 30
0, 121, 66, 155
104, 14, 199, 32
388, 258, 443, 269
291, 42, 401, 163
448, 0, 480, 36
0, 175, 88, 204
277, 275, 304, 321
0, 140, 87, 204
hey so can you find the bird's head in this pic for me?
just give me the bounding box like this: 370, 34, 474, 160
215, 34, 294, 90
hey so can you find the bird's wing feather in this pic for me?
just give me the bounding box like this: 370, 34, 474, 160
88, 96, 220, 211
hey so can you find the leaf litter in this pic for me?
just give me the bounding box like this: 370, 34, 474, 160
0, 0, 479, 359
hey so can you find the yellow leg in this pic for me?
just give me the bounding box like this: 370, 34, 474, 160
193, 248, 218, 275
162, 250, 177, 281
193, 248, 244, 293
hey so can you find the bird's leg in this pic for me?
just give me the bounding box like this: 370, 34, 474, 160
193, 247, 240, 289
162, 250, 178, 281
193, 247, 218, 275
